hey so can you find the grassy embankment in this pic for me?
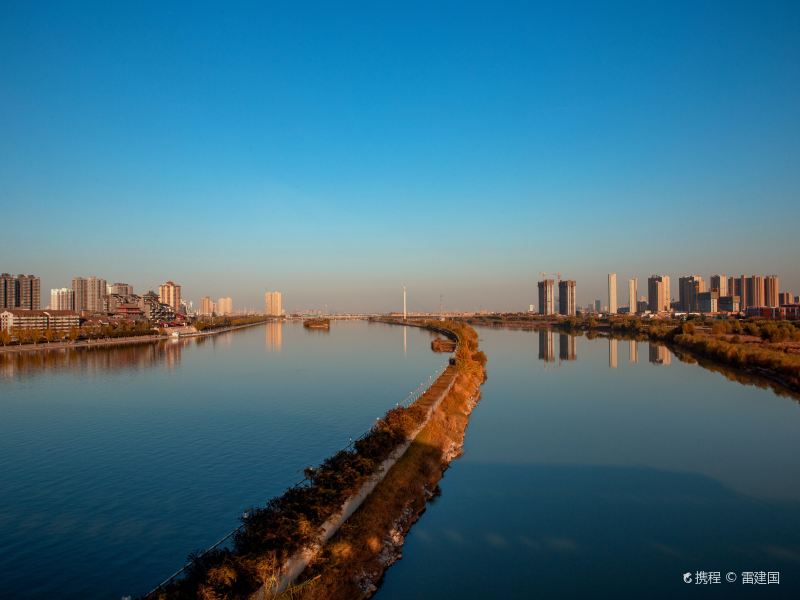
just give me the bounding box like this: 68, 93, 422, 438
193, 315, 273, 332
147, 321, 486, 600
553, 315, 800, 393
292, 322, 486, 599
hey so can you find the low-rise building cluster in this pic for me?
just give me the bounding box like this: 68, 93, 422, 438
0, 272, 196, 335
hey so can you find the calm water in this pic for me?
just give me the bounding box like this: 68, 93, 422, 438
378, 327, 800, 599
0, 321, 445, 599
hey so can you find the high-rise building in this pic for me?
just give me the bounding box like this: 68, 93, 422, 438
710, 274, 728, 297
594, 299, 602, 313
0, 273, 14, 308
779, 292, 793, 305
217, 297, 233, 316
628, 278, 637, 314
72, 276, 106, 313
1, 274, 41, 310
719, 295, 740, 313
764, 275, 780, 308
199, 296, 215, 316
86, 277, 107, 313
158, 281, 182, 311
647, 275, 670, 313
265, 291, 283, 316
746, 275, 764, 308
109, 282, 133, 296
558, 280, 576, 316
14, 275, 41, 310
678, 275, 705, 312
72, 277, 87, 312
698, 291, 719, 314
50, 288, 75, 311
608, 273, 617, 314
736, 275, 747, 308
537, 279, 555, 316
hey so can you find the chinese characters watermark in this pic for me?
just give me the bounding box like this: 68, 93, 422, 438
683, 571, 779, 585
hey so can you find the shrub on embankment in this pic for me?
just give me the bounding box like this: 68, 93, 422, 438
148, 321, 476, 600
544, 316, 800, 392
293, 323, 488, 600
672, 333, 800, 390
193, 315, 271, 332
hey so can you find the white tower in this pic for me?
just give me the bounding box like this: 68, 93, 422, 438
608, 273, 618, 314
403, 286, 407, 320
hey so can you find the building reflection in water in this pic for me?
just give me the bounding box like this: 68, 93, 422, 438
403, 326, 407, 355
609, 338, 618, 369
649, 343, 672, 365
629, 339, 638, 364
538, 329, 555, 363
212, 331, 234, 349
559, 333, 576, 361
0, 340, 186, 380
165, 340, 183, 369
265, 321, 283, 352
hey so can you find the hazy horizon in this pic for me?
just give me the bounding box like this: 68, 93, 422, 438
3, 1, 799, 311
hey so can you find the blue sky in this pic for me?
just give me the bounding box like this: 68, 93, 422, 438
1, 1, 798, 312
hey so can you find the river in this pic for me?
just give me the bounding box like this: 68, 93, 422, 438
377, 326, 800, 598
0, 321, 445, 599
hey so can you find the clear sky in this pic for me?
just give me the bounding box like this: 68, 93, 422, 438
2, 1, 798, 312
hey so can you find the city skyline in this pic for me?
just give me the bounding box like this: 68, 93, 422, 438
2, 2, 799, 311
3, 268, 799, 315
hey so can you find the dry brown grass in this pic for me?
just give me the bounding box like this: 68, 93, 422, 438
295, 345, 486, 600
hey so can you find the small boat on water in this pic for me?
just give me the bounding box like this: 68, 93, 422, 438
303, 318, 331, 330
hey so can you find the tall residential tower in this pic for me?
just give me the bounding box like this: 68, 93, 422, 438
608, 273, 617, 314
538, 279, 555, 316
558, 280, 576, 316
265, 291, 283, 316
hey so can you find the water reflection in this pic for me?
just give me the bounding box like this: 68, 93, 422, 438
538, 330, 555, 362
0, 340, 186, 380
628, 339, 638, 364
532, 330, 675, 372
558, 334, 576, 361
265, 321, 283, 351
609, 338, 618, 369
649, 343, 672, 365
533, 330, 799, 399
0, 322, 447, 599
378, 325, 800, 599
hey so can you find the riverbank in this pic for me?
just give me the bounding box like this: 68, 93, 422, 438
462, 315, 800, 395
292, 322, 486, 599
0, 318, 271, 355
147, 321, 486, 600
